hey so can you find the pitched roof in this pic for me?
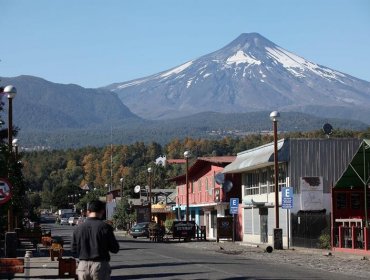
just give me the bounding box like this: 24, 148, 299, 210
168, 156, 236, 182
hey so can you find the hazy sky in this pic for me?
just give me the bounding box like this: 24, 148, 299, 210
1, 0, 369, 88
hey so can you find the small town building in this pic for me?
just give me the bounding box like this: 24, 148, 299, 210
332, 139, 370, 254
223, 138, 361, 248
169, 156, 242, 240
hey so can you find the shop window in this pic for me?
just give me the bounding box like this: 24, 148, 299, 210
336, 193, 347, 209
351, 193, 361, 209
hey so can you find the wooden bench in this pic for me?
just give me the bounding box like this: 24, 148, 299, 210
149, 228, 164, 242
50, 242, 64, 261
0, 258, 25, 279
41, 236, 53, 247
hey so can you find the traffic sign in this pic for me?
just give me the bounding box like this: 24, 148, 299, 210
282, 187, 293, 209
230, 198, 239, 214
0, 178, 12, 205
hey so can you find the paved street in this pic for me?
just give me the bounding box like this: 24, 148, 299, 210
14, 222, 370, 279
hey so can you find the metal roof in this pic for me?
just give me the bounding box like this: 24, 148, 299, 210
334, 139, 370, 188
223, 139, 287, 173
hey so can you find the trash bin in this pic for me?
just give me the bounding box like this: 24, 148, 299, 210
5, 232, 17, 258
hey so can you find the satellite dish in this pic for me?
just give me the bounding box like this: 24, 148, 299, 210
322, 123, 333, 136
134, 185, 141, 193
222, 180, 233, 193
215, 173, 225, 185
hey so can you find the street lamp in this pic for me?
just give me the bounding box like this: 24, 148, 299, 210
270, 110, 282, 249
4, 85, 16, 232
5, 85, 16, 154
120, 177, 124, 200
184, 151, 191, 222
12, 139, 19, 158
147, 167, 152, 221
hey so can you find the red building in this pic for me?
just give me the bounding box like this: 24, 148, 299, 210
332, 139, 370, 255
169, 156, 242, 240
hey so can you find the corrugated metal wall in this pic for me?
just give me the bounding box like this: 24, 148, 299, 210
288, 138, 362, 194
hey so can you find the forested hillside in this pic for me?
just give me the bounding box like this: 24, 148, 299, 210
20, 111, 368, 150
21, 128, 370, 211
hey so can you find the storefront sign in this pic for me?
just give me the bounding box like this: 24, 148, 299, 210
173, 221, 195, 239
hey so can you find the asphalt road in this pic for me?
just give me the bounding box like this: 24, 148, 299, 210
42, 221, 367, 280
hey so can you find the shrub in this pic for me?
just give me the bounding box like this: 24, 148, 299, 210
319, 233, 331, 249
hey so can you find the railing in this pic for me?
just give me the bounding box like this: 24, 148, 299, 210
195, 224, 206, 241
332, 226, 369, 250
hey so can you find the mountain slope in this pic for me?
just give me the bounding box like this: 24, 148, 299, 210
18, 111, 369, 150
106, 33, 370, 123
1, 75, 140, 131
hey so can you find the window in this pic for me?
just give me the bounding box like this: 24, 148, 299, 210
336, 193, 347, 209
244, 164, 287, 195
351, 193, 361, 209
260, 168, 268, 194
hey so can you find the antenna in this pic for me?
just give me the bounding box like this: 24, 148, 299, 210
215, 173, 225, 185
222, 180, 233, 193
322, 123, 333, 138
134, 185, 141, 193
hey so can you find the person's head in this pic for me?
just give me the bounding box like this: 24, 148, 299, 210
87, 200, 106, 219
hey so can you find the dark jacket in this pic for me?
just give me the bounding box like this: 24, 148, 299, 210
71, 217, 119, 261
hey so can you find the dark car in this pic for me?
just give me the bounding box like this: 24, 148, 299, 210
129, 222, 149, 238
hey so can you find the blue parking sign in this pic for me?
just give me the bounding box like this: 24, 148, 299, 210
282, 187, 293, 209
230, 198, 239, 214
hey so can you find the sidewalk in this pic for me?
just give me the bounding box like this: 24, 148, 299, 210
171, 238, 370, 279
6, 231, 370, 279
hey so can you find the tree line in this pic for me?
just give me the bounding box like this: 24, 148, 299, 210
20, 128, 370, 211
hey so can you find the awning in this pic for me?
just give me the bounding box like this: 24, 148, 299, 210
223, 139, 288, 174
335, 139, 370, 188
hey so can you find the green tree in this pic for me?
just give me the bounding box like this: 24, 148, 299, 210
112, 198, 136, 230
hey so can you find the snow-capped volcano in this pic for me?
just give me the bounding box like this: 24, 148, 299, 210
106, 33, 370, 123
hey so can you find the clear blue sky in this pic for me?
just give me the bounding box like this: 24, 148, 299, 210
1, 0, 369, 88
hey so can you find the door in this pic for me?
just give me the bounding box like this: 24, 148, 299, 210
260, 207, 268, 243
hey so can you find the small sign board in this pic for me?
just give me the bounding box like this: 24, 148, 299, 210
217, 217, 233, 242
173, 221, 195, 239
229, 198, 239, 214
0, 178, 12, 205
282, 187, 293, 209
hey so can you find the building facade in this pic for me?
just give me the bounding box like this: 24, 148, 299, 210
224, 138, 361, 248
170, 156, 242, 240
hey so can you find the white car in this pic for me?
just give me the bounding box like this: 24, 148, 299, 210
76, 217, 86, 226
60, 217, 69, 225
68, 216, 79, 226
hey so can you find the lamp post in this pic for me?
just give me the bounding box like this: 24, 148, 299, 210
270, 110, 282, 249
184, 151, 191, 222
120, 177, 124, 200
12, 139, 19, 159
4, 85, 17, 232
147, 167, 152, 221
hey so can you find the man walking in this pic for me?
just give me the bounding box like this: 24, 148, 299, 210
72, 200, 120, 280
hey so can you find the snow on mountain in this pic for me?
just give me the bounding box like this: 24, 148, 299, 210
105, 33, 370, 123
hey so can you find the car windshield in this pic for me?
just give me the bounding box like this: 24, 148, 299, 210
133, 223, 147, 229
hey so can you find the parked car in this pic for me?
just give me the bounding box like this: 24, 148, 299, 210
76, 217, 86, 226
60, 217, 69, 225
68, 216, 79, 226
129, 222, 150, 238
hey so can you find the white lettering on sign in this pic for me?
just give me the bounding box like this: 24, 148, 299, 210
284, 188, 291, 198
